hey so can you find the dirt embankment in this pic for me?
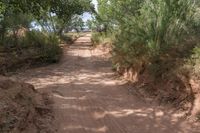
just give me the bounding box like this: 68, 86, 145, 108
0, 76, 54, 133
120, 60, 200, 120
0, 48, 48, 75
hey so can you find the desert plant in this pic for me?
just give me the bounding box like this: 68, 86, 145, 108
105, 0, 195, 69
24, 31, 61, 62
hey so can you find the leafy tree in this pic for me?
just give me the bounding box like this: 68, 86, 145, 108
4, 12, 32, 46
69, 15, 85, 32
94, 0, 196, 69
0, 0, 94, 41
37, 0, 93, 35
86, 18, 96, 30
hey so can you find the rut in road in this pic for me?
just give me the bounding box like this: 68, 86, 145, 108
12, 34, 200, 133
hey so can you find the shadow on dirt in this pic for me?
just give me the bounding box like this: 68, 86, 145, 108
9, 36, 200, 133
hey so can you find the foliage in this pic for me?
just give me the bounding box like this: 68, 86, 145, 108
91, 32, 113, 46
59, 34, 73, 44
1, 0, 93, 18
190, 7, 200, 34
69, 15, 85, 32
36, 0, 93, 35
24, 31, 61, 62
95, 0, 196, 69
0, 0, 93, 70
86, 19, 93, 30
0, 30, 61, 64
186, 43, 200, 78
0, 0, 94, 40
1, 13, 33, 44
86, 18, 102, 31
91, 32, 102, 45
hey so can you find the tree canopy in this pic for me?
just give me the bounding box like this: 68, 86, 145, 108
0, 0, 94, 41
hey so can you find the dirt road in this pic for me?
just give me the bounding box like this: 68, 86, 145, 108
11, 34, 200, 133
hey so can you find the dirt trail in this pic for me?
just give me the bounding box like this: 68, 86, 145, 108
10, 34, 200, 133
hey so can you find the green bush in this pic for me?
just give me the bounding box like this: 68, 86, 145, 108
91, 32, 101, 45
111, 0, 195, 69
60, 35, 73, 44
24, 31, 62, 62
91, 32, 113, 46
2, 36, 16, 48
0, 30, 62, 63
24, 31, 48, 47
189, 8, 200, 34
188, 44, 200, 77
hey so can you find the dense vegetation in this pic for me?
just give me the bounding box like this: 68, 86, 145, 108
92, 0, 198, 66
91, 0, 200, 116
0, 0, 93, 73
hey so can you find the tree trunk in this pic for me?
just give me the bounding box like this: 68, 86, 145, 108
0, 23, 6, 45
57, 27, 64, 37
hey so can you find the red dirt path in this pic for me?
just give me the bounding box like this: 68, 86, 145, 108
11, 34, 200, 133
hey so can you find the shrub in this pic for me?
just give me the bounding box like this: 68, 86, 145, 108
91, 32, 113, 46
91, 32, 101, 45
187, 44, 200, 78
0, 30, 62, 63
60, 35, 73, 44
111, 0, 195, 70
24, 31, 62, 63
189, 7, 200, 34
24, 31, 49, 47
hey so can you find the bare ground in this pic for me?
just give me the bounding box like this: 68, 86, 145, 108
0, 76, 54, 133
9, 34, 200, 133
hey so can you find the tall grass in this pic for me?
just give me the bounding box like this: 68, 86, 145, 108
1, 30, 62, 63
112, 0, 195, 69
24, 31, 62, 62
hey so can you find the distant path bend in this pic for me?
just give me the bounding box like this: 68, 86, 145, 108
12, 34, 200, 133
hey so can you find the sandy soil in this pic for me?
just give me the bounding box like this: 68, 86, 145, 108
10, 34, 200, 133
